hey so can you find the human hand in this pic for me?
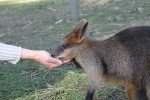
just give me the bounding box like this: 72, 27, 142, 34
32, 50, 63, 69
21, 49, 70, 69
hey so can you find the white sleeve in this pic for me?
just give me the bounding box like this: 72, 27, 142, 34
0, 43, 22, 64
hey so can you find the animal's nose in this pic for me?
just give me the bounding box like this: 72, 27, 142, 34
51, 53, 56, 58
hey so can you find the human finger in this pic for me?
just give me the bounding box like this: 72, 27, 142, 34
62, 59, 71, 64
49, 57, 63, 65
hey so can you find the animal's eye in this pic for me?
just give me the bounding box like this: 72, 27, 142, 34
62, 44, 69, 49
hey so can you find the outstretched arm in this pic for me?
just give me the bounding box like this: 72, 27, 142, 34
21, 49, 63, 69
0, 43, 70, 69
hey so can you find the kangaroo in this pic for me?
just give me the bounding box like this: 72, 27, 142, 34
52, 19, 150, 100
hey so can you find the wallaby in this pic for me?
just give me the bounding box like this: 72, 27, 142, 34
52, 19, 150, 100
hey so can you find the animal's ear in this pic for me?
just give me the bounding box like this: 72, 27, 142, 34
73, 19, 88, 39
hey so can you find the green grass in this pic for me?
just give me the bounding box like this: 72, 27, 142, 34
0, 0, 150, 100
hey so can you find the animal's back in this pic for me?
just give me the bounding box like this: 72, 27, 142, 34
102, 26, 150, 56
114, 26, 150, 56
115, 26, 150, 45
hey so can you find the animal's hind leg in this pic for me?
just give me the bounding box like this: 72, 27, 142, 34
125, 84, 136, 100
135, 87, 148, 100
126, 85, 148, 100
146, 85, 150, 100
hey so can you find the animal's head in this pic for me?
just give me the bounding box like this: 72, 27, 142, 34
52, 19, 89, 61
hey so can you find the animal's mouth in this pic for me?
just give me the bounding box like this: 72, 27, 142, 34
51, 53, 72, 63
57, 57, 72, 63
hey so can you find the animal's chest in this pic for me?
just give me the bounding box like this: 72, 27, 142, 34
76, 57, 104, 88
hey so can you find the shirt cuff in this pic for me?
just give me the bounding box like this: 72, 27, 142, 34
0, 43, 22, 64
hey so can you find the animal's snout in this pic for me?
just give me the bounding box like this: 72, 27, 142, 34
51, 53, 64, 61
51, 53, 56, 58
